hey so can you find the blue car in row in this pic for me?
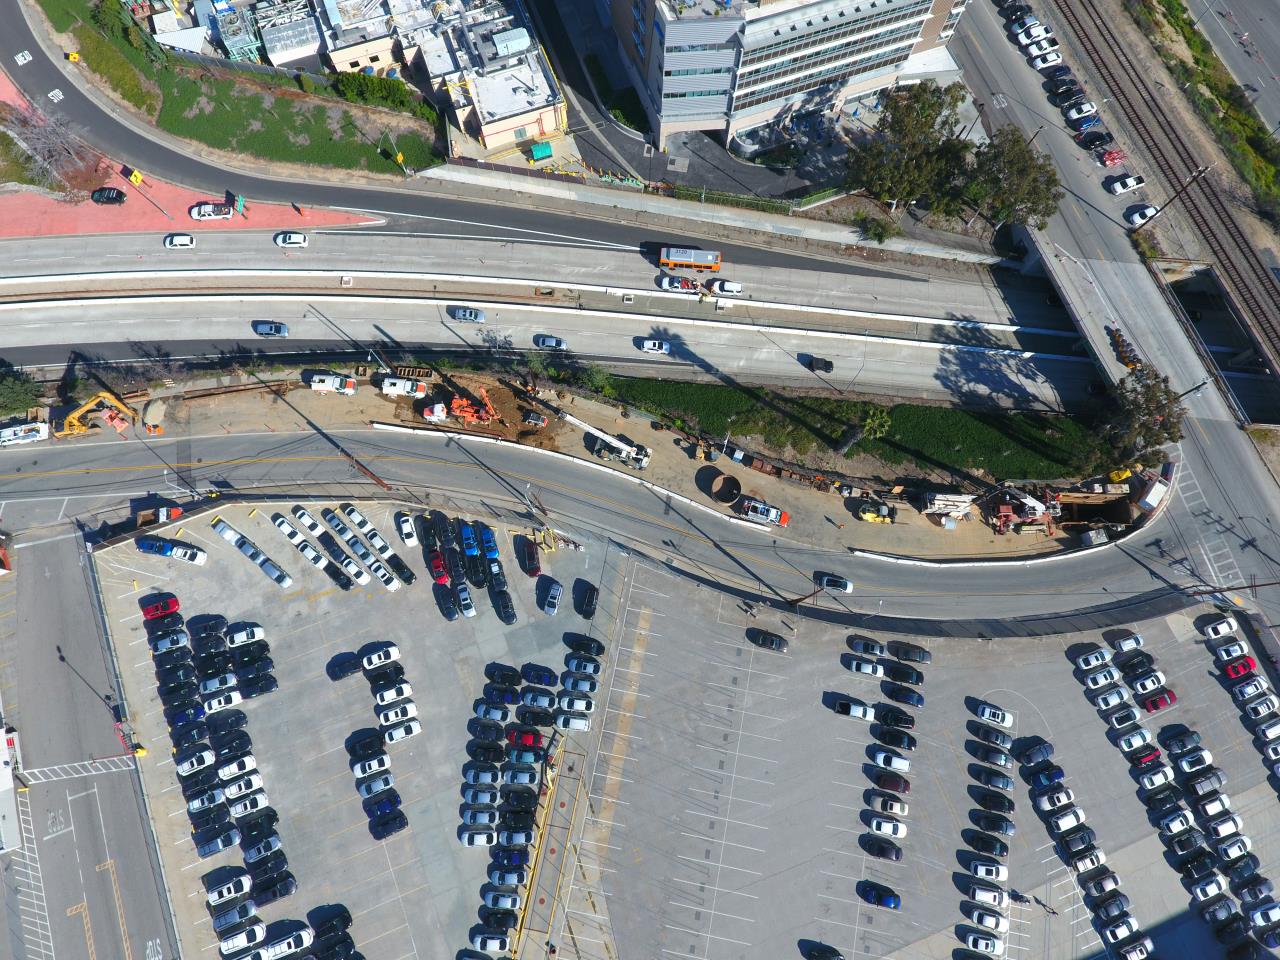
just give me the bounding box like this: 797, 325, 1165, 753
459, 521, 479, 557
137, 536, 174, 557
480, 526, 499, 560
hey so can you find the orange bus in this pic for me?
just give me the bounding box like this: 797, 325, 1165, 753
659, 247, 722, 272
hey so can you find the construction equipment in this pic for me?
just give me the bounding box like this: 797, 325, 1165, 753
54, 392, 138, 439
857, 499, 897, 524
135, 506, 183, 529
740, 497, 790, 527
557, 409, 650, 469
450, 386, 502, 426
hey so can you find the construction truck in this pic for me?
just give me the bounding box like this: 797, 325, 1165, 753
380, 377, 428, 399
739, 497, 790, 527
53, 392, 138, 439
135, 506, 183, 529
309, 373, 357, 395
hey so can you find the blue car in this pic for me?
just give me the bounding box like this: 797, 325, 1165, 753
459, 522, 479, 557
493, 846, 530, 867
1073, 115, 1102, 132
522, 664, 557, 687
861, 883, 901, 909
1032, 765, 1065, 790
366, 792, 402, 817
480, 527, 499, 560
137, 536, 173, 557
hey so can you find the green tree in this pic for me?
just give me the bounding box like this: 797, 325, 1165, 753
845, 81, 968, 208
0, 369, 40, 417
575, 364, 613, 396
1097, 366, 1185, 466
861, 405, 892, 441
968, 126, 1064, 229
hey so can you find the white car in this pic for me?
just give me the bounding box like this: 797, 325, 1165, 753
1085, 666, 1121, 689
291, 505, 322, 534
1065, 101, 1097, 120
204, 691, 243, 714
1177, 748, 1213, 774
850, 658, 884, 678
1208, 814, 1243, 839
363, 645, 400, 670
342, 558, 371, 584
818, 574, 854, 593
1159, 810, 1194, 836
1233, 676, 1270, 701
1203, 616, 1238, 640
533, 334, 568, 349
1247, 694, 1278, 720
1050, 806, 1087, 834
342, 504, 372, 533
189, 788, 224, 814
966, 932, 1005, 956
1016, 24, 1051, 44
219, 924, 266, 957
369, 559, 400, 592
850, 638, 886, 657
1250, 902, 1280, 929
465, 786, 499, 805
461, 829, 497, 847
969, 907, 1010, 933
1199, 793, 1231, 818
1192, 874, 1226, 902
1219, 835, 1252, 861
558, 693, 594, 713
970, 859, 1008, 882
1125, 205, 1158, 227
870, 817, 907, 839
1008, 15, 1039, 31
229, 792, 269, 818
273, 516, 305, 544
170, 543, 208, 565
177, 750, 215, 777
641, 339, 670, 354
1031, 52, 1062, 69
298, 543, 327, 569
1026, 37, 1060, 56
217, 755, 257, 781
1138, 765, 1174, 790
840, 700, 875, 721
874, 751, 909, 773
1113, 632, 1144, 652
374, 683, 412, 706
1035, 787, 1074, 811
274, 231, 308, 248
253, 930, 313, 960
353, 754, 391, 778
224, 773, 263, 799
457, 583, 477, 618
384, 719, 421, 743
463, 807, 499, 826
1131, 671, 1165, 696
1076, 647, 1111, 670
1107, 175, 1146, 195
977, 703, 1013, 728
165, 233, 195, 249
1215, 638, 1250, 661
227, 625, 265, 647
378, 702, 418, 726
1104, 916, 1140, 944
396, 513, 418, 546
207, 874, 252, 905
189, 202, 232, 220
484, 888, 521, 910
1117, 728, 1152, 753
357, 773, 395, 799
873, 795, 908, 816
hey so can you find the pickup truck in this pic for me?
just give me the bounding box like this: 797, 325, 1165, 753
740, 497, 790, 527
380, 377, 428, 399
309, 373, 357, 395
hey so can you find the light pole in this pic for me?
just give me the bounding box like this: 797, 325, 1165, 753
1027, 124, 1046, 146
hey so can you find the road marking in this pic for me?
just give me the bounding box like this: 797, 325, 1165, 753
13, 788, 56, 960
664, 924, 750, 946
666, 902, 757, 923
670, 877, 759, 898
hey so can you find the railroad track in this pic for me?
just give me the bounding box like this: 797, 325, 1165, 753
1051, 0, 1280, 356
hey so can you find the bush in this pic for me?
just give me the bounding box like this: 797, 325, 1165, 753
0, 370, 41, 417
298, 74, 317, 94
333, 71, 412, 110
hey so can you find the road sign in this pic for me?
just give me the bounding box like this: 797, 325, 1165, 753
128, 169, 144, 186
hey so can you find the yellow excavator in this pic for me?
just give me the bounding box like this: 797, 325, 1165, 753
53, 392, 139, 439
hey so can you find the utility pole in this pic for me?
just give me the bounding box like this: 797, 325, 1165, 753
1175, 377, 1211, 400
786, 586, 825, 607
1027, 123, 1046, 146
1131, 163, 1214, 233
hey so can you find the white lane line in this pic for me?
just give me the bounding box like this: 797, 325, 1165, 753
676, 856, 762, 876
683, 810, 769, 830
664, 924, 750, 946
666, 902, 757, 924
670, 877, 759, 899
679, 831, 765, 853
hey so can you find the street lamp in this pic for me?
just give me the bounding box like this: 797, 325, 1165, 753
1027, 124, 1046, 145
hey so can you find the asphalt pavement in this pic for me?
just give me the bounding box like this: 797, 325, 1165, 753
1182, 0, 1280, 137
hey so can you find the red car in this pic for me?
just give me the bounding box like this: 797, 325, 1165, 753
1131, 746, 1162, 768
874, 771, 909, 794
522, 540, 541, 578
429, 549, 449, 585
1142, 690, 1177, 712
506, 728, 543, 748
142, 596, 180, 620
1224, 656, 1257, 679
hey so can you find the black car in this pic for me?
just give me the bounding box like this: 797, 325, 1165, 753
154, 647, 192, 671
214, 731, 252, 761
1061, 826, 1096, 854
522, 664, 557, 686
519, 707, 554, 728
1168, 829, 1205, 856
975, 813, 1015, 837
807, 356, 834, 373
487, 559, 508, 593
236, 659, 275, 680
1076, 130, 1114, 149
91, 187, 126, 205
877, 706, 915, 730
323, 563, 354, 591
494, 591, 519, 626
1046, 64, 1073, 80
447, 549, 466, 585
192, 633, 228, 657
866, 837, 902, 861
233, 641, 271, 667
1142, 785, 1180, 812
240, 810, 279, 844
970, 832, 1009, 858
472, 743, 506, 763
171, 723, 209, 751
502, 810, 536, 830
472, 721, 504, 743
159, 679, 198, 703
1215, 916, 1249, 944
438, 593, 460, 622
887, 642, 931, 664
150, 612, 185, 634
1228, 854, 1261, 884
249, 850, 288, 879
976, 726, 1013, 750
493, 846, 530, 867
368, 663, 406, 689
386, 554, 416, 586
885, 685, 923, 708
1120, 652, 1155, 677
876, 728, 916, 752
432, 512, 455, 548
1238, 877, 1273, 903
254, 872, 296, 906
566, 636, 605, 657
1021, 741, 1054, 766
1165, 730, 1202, 754
207, 709, 248, 739
483, 909, 519, 931
315, 908, 353, 943
503, 789, 539, 812
316, 933, 356, 960
1182, 852, 1217, 880
465, 552, 487, 588
884, 664, 923, 685
975, 767, 1014, 792
180, 769, 218, 799
240, 675, 278, 699
159, 662, 196, 685
485, 684, 520, 706
190, 804, 231, 830
349, 730, 385, 760
580, 584, 599, 619
327, 655, 363, 681
1048, 78, 1080, 96
487, 664, 522, 686
195, 651, 234, 679
371, 810, 408, 840
976, 790, 1014, 814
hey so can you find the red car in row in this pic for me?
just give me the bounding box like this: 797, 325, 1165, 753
142, 595, 180, 620
1224, 655, 1257, 680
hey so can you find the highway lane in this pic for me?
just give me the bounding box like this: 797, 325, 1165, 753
0, 0, 870, 278
0, 428, 1229, 620
1183, 0, 1280, 135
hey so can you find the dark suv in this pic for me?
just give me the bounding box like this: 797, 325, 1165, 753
91, 187, 126, 205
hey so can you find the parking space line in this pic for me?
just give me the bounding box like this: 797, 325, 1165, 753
690, 766, 773, 786
810, 915, 862, 930
676, 856, 762, 876
578, 837, 621, 850
687, 787, 770, 807
695, 744, 776, 764
588, 792, 629, 805
670, 877, 759, 898
664, 924, 750, 946
679, 831, 765, 853
703, 680, 786, 700
683, 810, 768, 830
605, 706, 647, 719
700, 702, 785, 722
666, 902, 756, 924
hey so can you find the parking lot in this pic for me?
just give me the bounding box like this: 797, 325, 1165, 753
557, 562, 1280, 960
100, 499, 622, 960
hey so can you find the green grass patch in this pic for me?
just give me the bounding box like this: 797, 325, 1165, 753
607, 377, 1098, 480
35, 0, 87, 32
0, 131, 40, 187
72, 24, 160, 112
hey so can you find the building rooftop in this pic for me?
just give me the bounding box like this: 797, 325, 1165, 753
471, 58, 556, 121
658, 0, 746, 20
